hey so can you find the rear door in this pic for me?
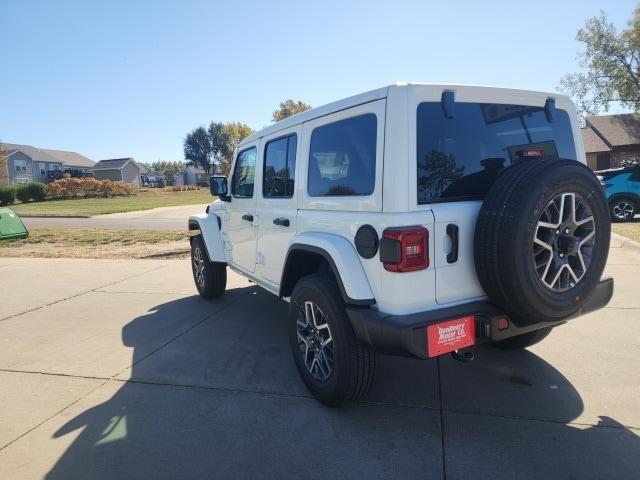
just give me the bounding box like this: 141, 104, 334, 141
256, 127, 300, 284
411, 88, 579, 304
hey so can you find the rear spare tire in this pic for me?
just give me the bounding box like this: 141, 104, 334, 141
474, 160, 610, 325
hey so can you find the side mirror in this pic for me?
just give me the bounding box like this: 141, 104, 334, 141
210, 176, 230, 201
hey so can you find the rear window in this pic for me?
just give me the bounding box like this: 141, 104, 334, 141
417, 102, 577, 204
308, 114, 377, 196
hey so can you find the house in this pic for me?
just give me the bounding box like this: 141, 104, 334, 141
173, 165, 207, 186
581, 113, 640, 170
93, 158, 143, 185
1, 143, 95, 185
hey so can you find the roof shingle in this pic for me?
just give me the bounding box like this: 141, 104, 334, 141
586, 113, 640, 148
3, 143, 95, 168
94, 158, 134, 170
581, 127, 610, 153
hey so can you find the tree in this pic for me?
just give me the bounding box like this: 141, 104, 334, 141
221, 122, 254, 176
148, 160, 185, 185
184, 127, 213, 174
272, 99, 311, 122
560, 7, 640, 117
208, 122, 231, 176
207, 122, 255, 176
0, 141, 7, 186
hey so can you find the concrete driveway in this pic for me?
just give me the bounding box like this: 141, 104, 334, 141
0, 239, 639, 479
21, 204, 207, 231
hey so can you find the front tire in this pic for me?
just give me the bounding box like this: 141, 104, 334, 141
289, 273, 375, 406
191, 235, 226, 299
610, 197, 637, 222
493, 327, 553, 350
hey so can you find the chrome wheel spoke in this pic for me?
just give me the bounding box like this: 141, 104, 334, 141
296, 300, 334, 382
533, 192, 596, 293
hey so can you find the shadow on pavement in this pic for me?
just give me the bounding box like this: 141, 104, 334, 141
43, 290, 640, 479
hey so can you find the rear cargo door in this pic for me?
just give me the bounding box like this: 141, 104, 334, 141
412, 88, 579, 305
430, 202, 485, 304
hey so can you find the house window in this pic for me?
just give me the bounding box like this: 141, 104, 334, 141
39, 163, 46, 175
596, 153, 611, 170
14, 159, 27, 173
49, 163, 60, 171
15, 178, 29, 184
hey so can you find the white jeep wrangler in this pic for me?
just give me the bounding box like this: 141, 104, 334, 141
188, 83, 613, 406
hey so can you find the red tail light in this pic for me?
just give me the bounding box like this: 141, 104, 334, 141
380, 226, 429, 272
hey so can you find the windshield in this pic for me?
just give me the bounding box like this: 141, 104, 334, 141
416, 102, 577, 204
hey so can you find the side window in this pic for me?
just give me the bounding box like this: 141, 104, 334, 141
263, 134, 297, 197
308, 114, 377, 196
231, 147, 256, 198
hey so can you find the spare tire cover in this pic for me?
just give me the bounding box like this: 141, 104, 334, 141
474, 159, 610, 325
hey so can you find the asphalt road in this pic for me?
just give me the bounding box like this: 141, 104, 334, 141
21, 204, 207, 231
0, 238, 639, 479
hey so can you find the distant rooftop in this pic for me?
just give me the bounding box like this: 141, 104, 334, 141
585, 113, 640, 149
4, 143, 95, 168
94, 158, 135, 170
581, 127, 610, 153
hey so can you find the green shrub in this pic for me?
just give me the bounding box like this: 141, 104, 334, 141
15, 182, 47, 203
0, 186, 15, 206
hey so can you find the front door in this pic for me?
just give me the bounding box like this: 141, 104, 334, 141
256, 129, 299, 284
227, 145, 258, 273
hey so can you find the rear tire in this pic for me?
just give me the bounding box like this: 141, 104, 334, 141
191, 235, 226, 299
494, 327, 553, 350
610, 197, 637, 222
289, 273, 375, 406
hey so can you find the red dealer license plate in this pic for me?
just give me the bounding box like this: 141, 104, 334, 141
426, 316, 476, 358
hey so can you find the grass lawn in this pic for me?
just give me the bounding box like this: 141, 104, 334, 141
10, 189, 213, 216
0, 229, 192, 259
612, 220, 640, 243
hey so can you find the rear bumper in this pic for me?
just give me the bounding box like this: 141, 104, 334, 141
347, 277, 614, 359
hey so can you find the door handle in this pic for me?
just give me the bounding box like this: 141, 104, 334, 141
241, 214, 254, 222
273, 217, 290, 227
446, 224, 459, 264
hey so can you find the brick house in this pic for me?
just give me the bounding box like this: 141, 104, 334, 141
581, 113, 640, 170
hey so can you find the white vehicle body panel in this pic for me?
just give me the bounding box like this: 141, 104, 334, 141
189, 213, 226, 262
288, 231, 374, 302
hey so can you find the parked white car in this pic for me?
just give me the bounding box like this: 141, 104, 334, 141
188, 83, 613, 406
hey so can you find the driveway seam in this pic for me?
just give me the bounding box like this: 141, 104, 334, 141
0, 377, 110, 452
111, 287, 256, 380
93, 290, 199, 295
2, 368, 638, 433
0, 285, 254, 452
436, 357, 447, 480
0, 263, 170, 322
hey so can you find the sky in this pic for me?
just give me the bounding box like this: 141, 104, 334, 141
1, 0, 637, 165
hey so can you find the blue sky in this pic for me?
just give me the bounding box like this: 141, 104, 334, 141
1, 0, 636, 164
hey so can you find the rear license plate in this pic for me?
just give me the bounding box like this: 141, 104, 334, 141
426, 316, 475, 358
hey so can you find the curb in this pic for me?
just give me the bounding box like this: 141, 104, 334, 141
18, 214, 91, 219
611, 232, 640, 251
